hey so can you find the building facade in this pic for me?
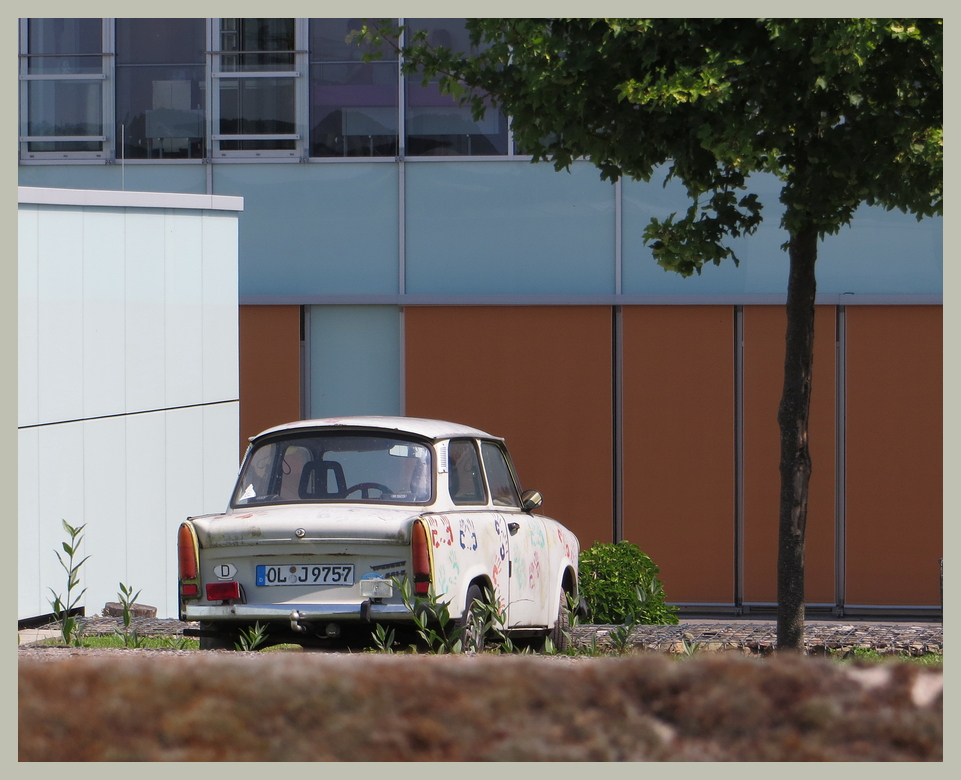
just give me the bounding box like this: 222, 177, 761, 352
18, 18, 943, 616
18, 186, 243, 620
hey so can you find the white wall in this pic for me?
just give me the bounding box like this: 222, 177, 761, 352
18, 188, 243, 620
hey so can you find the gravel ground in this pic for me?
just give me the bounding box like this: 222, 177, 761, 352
18, 615, 943, 660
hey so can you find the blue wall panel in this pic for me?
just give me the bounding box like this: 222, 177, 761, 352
405, 160, 616, 295
307, 305, 400, 418
21, 161, 941, 299
623, 170, 942, 296
20, 164, 124, 191
214, 163, 400, 297
19, 163, 207, 195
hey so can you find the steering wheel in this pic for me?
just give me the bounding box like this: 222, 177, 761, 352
345, 482, 393, 499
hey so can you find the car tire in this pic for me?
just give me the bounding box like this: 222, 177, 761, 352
458, 583, 487, 653
545, 589, 571, 653
198, 622, 236, 650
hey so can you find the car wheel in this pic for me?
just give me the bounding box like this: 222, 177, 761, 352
458, 583, 487, 653
198, 622, 236, 650
545, 589, 571, 652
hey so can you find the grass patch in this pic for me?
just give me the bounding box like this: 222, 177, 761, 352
41, 635, 199, 650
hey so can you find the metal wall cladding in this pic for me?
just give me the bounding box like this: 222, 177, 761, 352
18, 197, 240, 620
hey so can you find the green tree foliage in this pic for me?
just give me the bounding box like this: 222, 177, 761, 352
362, 19, 942, 650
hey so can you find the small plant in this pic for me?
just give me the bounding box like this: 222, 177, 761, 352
396, 577, 468, 653
158, 635, 198, 651
114, 582, 146, 648
48, 520, 90, 647
235, 621, 269, 651
679, 637, 701, 657
608, 611, 641, 655
371, 622, 396, 653
578, 541, 679, 625
478, 590, 527, 653
549, 591, 581, 655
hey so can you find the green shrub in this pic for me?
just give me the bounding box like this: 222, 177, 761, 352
578, 541, 679, 625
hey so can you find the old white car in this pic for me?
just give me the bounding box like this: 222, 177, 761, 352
178, 417, 580, 651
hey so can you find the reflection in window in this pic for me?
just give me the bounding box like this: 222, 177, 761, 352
22, 19, 105, 153
448, 440, 487, 505
405, 19, 507, 156
115, 19, 206, 159
308, 19, 399, 158
481, 442, 521, 507
217, 19, 297, 152
232, 434, 433, 505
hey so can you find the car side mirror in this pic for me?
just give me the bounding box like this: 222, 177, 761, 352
521, 489, 543, 511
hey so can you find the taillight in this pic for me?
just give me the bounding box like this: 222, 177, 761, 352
178, 523, 199, 579
178, 523, 200, 601
206, 581, 241, 601
411, 519, 432, 595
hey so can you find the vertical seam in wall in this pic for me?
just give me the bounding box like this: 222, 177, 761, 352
398, 165, 406, 296
161, 208, 167, 590
80, 207, 89, 597
397, 21, 407, 419
612, 176, 623, 542
123, 207, 130, 588
614, 178, 623, 296
301, 305, 311, 419
835, 305, 847, 614
398, 307, 406, 416
612, 305, 623, 542
733, 305, 744, 613
205, 19, 214, 174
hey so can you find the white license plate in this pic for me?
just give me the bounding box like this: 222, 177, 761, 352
256, 564, 355, 587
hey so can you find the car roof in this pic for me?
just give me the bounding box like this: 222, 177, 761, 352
250, 416, 503, 443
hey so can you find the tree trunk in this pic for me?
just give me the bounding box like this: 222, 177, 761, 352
776, 222, 818, 652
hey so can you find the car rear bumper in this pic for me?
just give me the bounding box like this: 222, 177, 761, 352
183, 601, 412, 623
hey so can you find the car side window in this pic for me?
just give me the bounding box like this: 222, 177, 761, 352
448, 439, 487, 505
481, 442, 521, 508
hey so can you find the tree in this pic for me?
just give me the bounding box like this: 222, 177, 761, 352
362, 18, 943, 650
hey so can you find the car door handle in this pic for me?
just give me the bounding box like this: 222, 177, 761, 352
508, 522, 520, 535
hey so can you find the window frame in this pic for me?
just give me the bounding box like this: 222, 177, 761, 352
479, 440, 523, 509
209, 17, 308, 160
18, 17, 520, 164
19, 17, 115, 160
113, 17, 208, 161
447, 438, 489, 506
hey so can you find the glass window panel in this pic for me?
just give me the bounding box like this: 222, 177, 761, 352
28, 18, 101, 56
220, 18, 295, 72
233, 433, 432, 506
26, 80, 102, 151
115, 19, 206, 160
116, 18, 205, 65
405, 19, 507, 156
481, 442, 521, 507
448, 440, 487, 505
309, 19, 398, 158
219, 77, 296, 150
23, 18, 105, 154
27, 55, 103, 75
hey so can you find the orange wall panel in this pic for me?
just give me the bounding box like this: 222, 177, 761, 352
845, 306, 942, 606
621, 307, 734, 604
404, 306, 613, 548
742, 306, 836, 605
239, 306, 301, 456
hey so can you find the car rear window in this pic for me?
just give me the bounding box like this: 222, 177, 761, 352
232, 433, 433, 506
